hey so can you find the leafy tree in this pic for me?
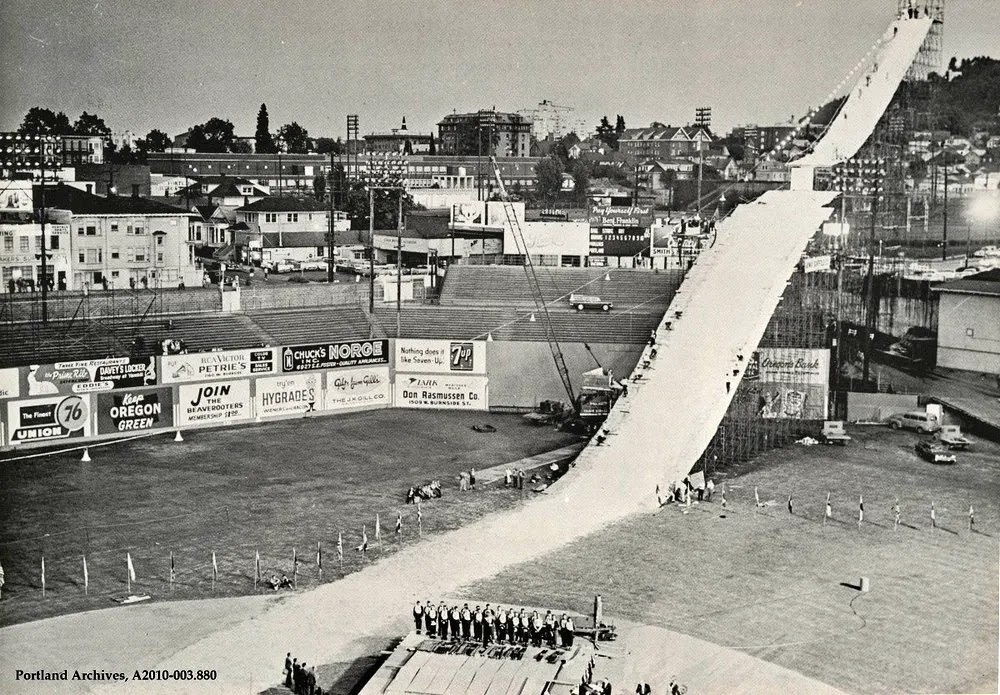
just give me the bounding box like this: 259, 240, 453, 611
615, 115, 626, 139
403, 139, 413, 155
313, 174, 327, 201
18, 107, 72, 135
428, 133, 436, 155
186, 118, 236, 153
73, 111, 111, 137
277, 122, 309, 154
255, 103, 277, 153
108, 143, 138, 165
338, 177, 421, 230
535, 156, 564, 203
315, 137, 344, 155
140, 129, 171, 153
570, 160, 591, 205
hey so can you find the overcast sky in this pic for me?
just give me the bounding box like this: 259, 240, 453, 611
1, 0, 997, 140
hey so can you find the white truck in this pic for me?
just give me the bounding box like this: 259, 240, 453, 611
936, 425, 973, 450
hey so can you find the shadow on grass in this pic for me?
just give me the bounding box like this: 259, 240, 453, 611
839, 580, 862, 591
321, 652, 390, 695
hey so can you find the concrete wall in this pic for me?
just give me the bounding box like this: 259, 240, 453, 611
936, 293, 1000, 374
486, 341, 644, 408
846, 392, 919, 422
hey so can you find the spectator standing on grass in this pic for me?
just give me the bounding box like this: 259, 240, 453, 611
284, 654, 293, 688
931, 501, 937, 530
469, 468, 477, 490
292, 660, 301, 694
439, 602, 450, 640
306, 666, 316, 695
969, 505, 975, 531
706, 478, 715, 501
459, 471, 469, 491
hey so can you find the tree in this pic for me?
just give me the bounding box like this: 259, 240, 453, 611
255, 103, 277, 154
313, 174, 327, 201
339, 177, 422, 230
428, 133, 436, 155
73, 111, 111, 137
535, 157, 564, 203
18, 107, 72, 135
277, 122, 309, 154
569, 160, 591, 205
315, 137, 343, 155
596, 116, 615, 148
186, 118, 236, 153
615, 115, 626, 140
140, 129, 171, 153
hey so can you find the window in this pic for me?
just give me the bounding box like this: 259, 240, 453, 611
265, 213, 277, 223
287, 213, 298, 223
111, 248, 120, 260
111, 270, 120, 278
19, 237, 30, 252
78, 252, 85, 263
2, 236, 12, 252
49, 236, 59, 250
86, 249, 101, 264
134, 225, 144, 235
157, 252, 164, 263
86, 225, 97, 236
34, 235, 42, 250
133, 249, 146, 263
77, 226, 85, 236
111, 223, 119, 233
156, 235, 164, 246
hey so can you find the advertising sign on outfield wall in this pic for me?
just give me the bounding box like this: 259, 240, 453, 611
325, 365, 392, 411
0, 367, 19, 400
255, 373, 321, 419
752, 348, 830, 420
19, 357, 157, 396
6, 394, 92, 445
394, 374, 488, 410
177, 379, 252, 426
161, 348, 276, 384
281, 339, 389, 373
395, 339, 487, 375
96, 387, 174, 434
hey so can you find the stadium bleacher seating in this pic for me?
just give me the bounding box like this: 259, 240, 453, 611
440, 266, 681, 312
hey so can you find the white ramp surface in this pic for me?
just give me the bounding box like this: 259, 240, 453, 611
792, 16, 932, 170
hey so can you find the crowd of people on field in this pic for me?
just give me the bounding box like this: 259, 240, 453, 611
282, 653, 321, 695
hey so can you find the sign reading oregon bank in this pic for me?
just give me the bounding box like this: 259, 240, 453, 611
281, 340, 389, 372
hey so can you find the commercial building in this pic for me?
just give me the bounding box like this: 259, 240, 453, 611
232, 197, 350, 265
148, 152, 330, 195
518, 99, 588, 140
934, 269, 1000, 373
60, 134, 105, 166
363, 118, 434, 154
437, 110, 532, 158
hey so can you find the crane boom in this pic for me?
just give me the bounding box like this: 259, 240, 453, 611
488, 157, 577, 409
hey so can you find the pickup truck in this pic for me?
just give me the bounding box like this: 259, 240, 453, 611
569, 293, 612, 312
936, 425, 973, 450
820, 421, 852, 446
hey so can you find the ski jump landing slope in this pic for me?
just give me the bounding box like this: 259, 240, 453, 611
3, 188, 818, 694
793, 15, 933, 172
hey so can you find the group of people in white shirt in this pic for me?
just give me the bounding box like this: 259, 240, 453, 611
412, 600, 576, 648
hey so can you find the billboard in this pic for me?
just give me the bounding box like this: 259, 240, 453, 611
280, 339, 389, 373
588, 205, 654, 228
255, 373, 321, 419
96, 387, 174, 434
803, 255, 832, 273
161, 348, 276, 383
21, 357, 157, 396
325, 365, 392, 411
753, 348, 830, 420
395, 339, 487, 375
0, 181, 32, 210
0, 367, 19, 400
394, 374, 488, 410
177, 379, 251, 426
6, 394, 92, 445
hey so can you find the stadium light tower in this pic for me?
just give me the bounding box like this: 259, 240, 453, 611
362, 154, 408, 321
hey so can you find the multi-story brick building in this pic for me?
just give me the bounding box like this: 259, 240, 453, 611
618, 125, 714, 161
437, 110, 532, 158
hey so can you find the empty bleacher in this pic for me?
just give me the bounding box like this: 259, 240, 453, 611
247, 306, 374, 345
372, 305, 660, 344
440, 265, 682, 312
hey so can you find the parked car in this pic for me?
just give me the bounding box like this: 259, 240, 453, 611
936, 425, 973, 450
972, 245, 1000, 258
915, 440, 957, 464
273, 260, 296, 274
886, 410, 940, 433
569, 293, 613, 312
298, 257, 326, 271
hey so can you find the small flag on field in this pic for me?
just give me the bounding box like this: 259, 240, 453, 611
357, 526, 368, 553
375, 514, 381, 541
254, 549, 261, 588
41, 556, 46, 596
169, 551, 175, 585
83, 555, 89, 594
212, 551, 218, 581
337, 532, 344, 561
316, 541, 322, 571
395, 511, 402, 535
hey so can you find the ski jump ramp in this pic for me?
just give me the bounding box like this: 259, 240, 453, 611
0, 14, 929, 695
790, 15, 933, 188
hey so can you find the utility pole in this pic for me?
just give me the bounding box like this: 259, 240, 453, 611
368, 187, 375, 313
396, 191, 402, 338
327, 151, 336, 283
39, 153, 48, 323
862, 161, 881, 385
941, 162, 948, 260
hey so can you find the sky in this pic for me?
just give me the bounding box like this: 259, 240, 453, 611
1, 0, 997, 140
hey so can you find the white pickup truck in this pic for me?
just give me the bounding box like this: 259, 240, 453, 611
936, 425, 973, 450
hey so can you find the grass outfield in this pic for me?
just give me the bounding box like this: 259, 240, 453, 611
469, 427, 1000, 695
0, 410, 579, 628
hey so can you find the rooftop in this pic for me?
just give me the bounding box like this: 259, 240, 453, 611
935, 268, 1000, 297
36, 185, 189, 216
237, 197, 332, 213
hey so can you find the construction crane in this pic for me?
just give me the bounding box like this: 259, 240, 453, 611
488, 156, 577, 411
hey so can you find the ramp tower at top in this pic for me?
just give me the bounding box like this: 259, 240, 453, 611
898, 0, 944, 81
